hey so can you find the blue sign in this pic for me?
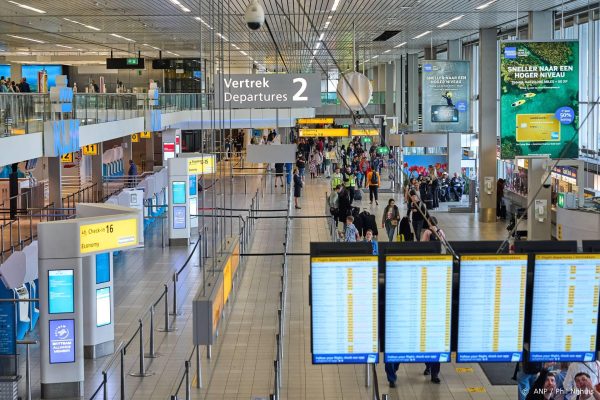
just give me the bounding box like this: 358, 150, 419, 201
173, 206, 186, 229
49, 319, 75, 364
0, 284, 16, 356
51, 119, 80, 156
423, 64, 433, 72
149, 110, 161, 131
172, 181, 186, 204
457, 352, 522, 363
95, 253, 110, 284
48, 270, 74, 314
312, 353, 378, 364
456, 101, 467, 112
555, 106, 575, 124
385, 352, 450, 363
189, 175, 197, 196
22, 65, 64, 90
504, 47, 517, 59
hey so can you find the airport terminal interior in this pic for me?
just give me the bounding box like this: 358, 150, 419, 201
0, 0, 600, 399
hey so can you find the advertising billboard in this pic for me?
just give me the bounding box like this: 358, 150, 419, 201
422, 61, 470, 133
96, 288, 111, 327
48, 270, 74, 314
500, 41, 579, 159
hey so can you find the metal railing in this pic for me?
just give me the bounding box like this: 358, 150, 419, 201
62, 182, 98, 209
89, 240, 201, 400
168, 190, 262, 400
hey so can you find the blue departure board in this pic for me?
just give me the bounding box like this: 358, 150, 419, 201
457, 255, 527, 362
530, 254, 600, 362
311, 256, 379, 364
385, 255, 453, 363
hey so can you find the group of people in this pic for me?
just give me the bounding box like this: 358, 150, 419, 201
519, 360, 600, 400
406, 167, 465, 210
0, 77, 31, 93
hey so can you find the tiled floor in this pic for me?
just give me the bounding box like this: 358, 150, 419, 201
12, 171, 520, 400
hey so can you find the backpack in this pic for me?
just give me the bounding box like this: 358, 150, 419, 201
370, 172, 379, 185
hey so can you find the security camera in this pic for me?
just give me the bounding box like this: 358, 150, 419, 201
244, 0, 265, 31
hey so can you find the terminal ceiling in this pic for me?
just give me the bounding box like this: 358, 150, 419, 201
0, 0, 594, 71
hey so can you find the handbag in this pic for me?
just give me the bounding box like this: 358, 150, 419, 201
390, 219, 398, 226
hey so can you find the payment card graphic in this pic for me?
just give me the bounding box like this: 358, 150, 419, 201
515, 114, 561, 142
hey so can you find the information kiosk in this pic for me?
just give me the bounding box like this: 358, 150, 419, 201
37, 203, 141, 398
529, 254, 600, 362
457, 254, 527, 362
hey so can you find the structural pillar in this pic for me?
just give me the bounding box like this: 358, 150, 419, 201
384, 62, 394, 144
395, 57, 404, 125
47, 157, 62, 209
528, 11, 553, 40
424, 47, 436, 60
407, 53, 419, 132
145, 134, 155, 172
122, 135, 132, 170
447, 39, 463, 177
91, 143, 104, 202
478, 28, 498, 222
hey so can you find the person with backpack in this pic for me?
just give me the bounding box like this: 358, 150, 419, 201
381, 199, 400, 242
366, 167, 380, 205
408, 189, 429, 241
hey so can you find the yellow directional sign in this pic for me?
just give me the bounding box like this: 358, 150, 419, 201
140, 131, 152, 139
131, 133, 139, 143
79, 218, 138, 254
352, 128, 379, 136
81, 144, 98, 156
299, 128, 348, 137
60, 153, 73, 163
188, 156, 216, 175
297, 117, 334, 125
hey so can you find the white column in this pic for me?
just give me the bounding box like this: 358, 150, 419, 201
478, 28, 498, 222
47, 157, 62, 208
407, 54, 419, 131
447, 39, 463, 177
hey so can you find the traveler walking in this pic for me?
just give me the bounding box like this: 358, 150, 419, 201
381, 199, 400, 242
367, 167, 380, 205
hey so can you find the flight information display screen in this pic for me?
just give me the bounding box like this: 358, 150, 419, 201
385, 255, 453, 363
530, 254, 600, 362
311, 256, 379, 364
457, 255, 527, 362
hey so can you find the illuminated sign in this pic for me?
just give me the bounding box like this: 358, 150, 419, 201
352, 128, 379, 136
48, 269, 74, 314
79, 218, 138, 255
126, 58, 139, 66
60, 153, 73, 163
173, 206, 186, 229
212, 279, 224, 335
45, 119, 80, 156
311, 256, 379, 364
96, 287, 111, 327
131, 133, 139, 143
81, 144, 98, 156
140, 131, 152, 139
49, 319, 75, 364
163, 143, 175, 161
188, 156, 216, 175
299, 128, 348, 138
223, 258, 232, 304
297, 118, 334, 125
172, 181, 186, 204
95, 253, 110, 284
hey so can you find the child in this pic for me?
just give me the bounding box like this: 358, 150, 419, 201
342, 215, 360, 242
309, 154, 318, 179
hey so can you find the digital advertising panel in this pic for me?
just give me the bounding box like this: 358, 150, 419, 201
385, 255, 453, 363
311, 256, 379, 364
530, 254, 600, 362
172, 181, 186, 204
49, 319, 75, 364
95, 253, 110, 284
48, 269, 74, 314
96, 287, 111, 327
421, 60, 470, 133
457, 255, 527, 362
500, 41, 579, 159
173, 206, 186, 229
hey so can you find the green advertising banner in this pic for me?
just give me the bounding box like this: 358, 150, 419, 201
500, 41, 579, 159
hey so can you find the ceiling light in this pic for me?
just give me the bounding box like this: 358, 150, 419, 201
194, 17, 213, 29
63, 17, 101, 31
7, 1, 45, 13
110, 33, 135, 42
56, 44, 73, 49
372, 55, 379, 59
142, 43, 161, 50
231, 44, 239, 49
315, 42, 322, 49
216, 32, 228, 41
437, 15, 464, 28
328, 16, 332, 19
319, 33, 324, 41
394, 41, 407, 48
166, 50, 180, 56
476, 0, 498, 10
331, 0, 341, 11
7, 34, 44, 43
168, 0, 190, 13
324, 22, 330, 29
240, 50, 247, 56
413, 31, 431, 39
384, 49, 391, 53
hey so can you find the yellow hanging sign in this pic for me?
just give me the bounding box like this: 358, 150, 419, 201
131, 133, 139, 143
299, 128, 348, 137
188, 156, 216, 175
79, 218, 138, 255
140, 131, 152, 139
81, 144, 98, 156
297, 118, 334, 125
60, 153, 73, 163
352, 128, 379, 136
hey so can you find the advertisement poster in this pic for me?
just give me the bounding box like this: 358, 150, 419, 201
49, 319, 75, 364
500, 41, 579, 159
173, 206, 186, 229
172, 181, 186, 204
48, 270, 74, 314
422, 60, 470, 133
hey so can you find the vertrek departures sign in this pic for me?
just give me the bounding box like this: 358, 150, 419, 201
215, 74, 321, 108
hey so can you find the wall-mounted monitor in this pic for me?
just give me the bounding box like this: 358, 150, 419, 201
457, 255, 527, 362
385, 255, 453, 363
189, 175, 197, 196
96, 287, 111, 327
172, 181, 186, 204
529, 254, 600, 362
49, 319, 75, 364
48, 269, 74, 314
173, 205, 186, 229
21, 65, 64, 91
311, 256, 379, 364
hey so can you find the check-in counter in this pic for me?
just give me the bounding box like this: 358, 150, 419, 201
556, 207, 600, 241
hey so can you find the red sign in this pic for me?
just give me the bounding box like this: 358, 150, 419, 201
163, 143, 175, 152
